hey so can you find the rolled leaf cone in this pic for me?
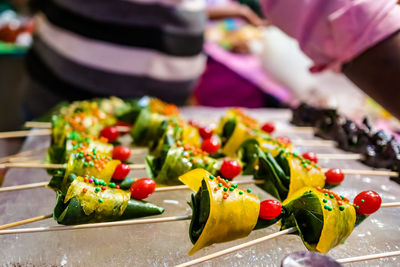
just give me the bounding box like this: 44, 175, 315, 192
238, 138, 292, 175
255, 148, 325, 201
131, 109, 170, 146
54, 176, 164, 225
281, 187, 356, 254
59, 152, 120, 191
146, 147, 221, 186
179, 169, 260, 255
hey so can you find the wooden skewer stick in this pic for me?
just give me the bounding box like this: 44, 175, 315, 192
336, 250, 400, 264
176, 227, 297, 267
0, 215, 191, 235
24, 121, 131, 133
0, 162, 147, 170
292, 139, 335, 147
0, 214, 53, 230
0, 129, 52, 139
0, 178, 259, 194
317, 153, 364, 160
0, 147, 47, 164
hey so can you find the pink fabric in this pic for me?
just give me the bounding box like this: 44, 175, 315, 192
204, 42, 292, 102
261, 0, 400, 71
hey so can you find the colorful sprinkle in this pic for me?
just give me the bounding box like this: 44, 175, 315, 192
109, 182, 116, 188
229, 187, 234, 191
89, 178, 94, 183
101, 186, 106, 191
324, 205, 332, 211
82, 188, 88, 193
95, 187, 100, 192
89, 162, 94, 167
98, 198, 103, 203
324, 193, 328, 196
218, 183, 223, 187
247, 188, 252, 193
223, 193, 229, 199
223, 187, 228, 192
209, 175, 215, 180
329, 194, 334, 199
239, 191, 243, 195
323, 199, 328, 203
361, 199, 365, 203
83, 162, 89, 167
115, 185, 120, 189
339, 206, 345, 211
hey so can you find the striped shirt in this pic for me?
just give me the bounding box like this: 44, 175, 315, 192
26, 0, 206, 106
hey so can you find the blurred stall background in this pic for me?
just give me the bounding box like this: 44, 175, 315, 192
0, 0, 399, 136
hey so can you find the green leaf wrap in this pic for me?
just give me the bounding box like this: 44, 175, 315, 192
53, 177, 164, 225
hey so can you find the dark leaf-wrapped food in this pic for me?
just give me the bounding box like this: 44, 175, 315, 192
54, 176, 164, 225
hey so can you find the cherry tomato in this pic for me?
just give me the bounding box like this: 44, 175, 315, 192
112, 146, 131, 161
276, 136, 291, 145
259, 200, 282, 220
324, 168, 345, 185
112, 163, 130, 180
130, 178, 156, 200
220, 159, 242, 179
261, 122, 275, 134
198, 126, 214, 140
201, 138, 220, 154
116, 121, 132, 134
353, 190, 381, 215
100, 126, 119, 142
302, 152, 318, 164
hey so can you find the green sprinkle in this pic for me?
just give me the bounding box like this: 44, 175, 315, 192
324, 204, 332, 211
92, 148, 97, 154
314, 164, 319, 168
303, 163, 308, 168
94, 179, 99, 185
209, 175, 215, 180
101, 181, 107, 186
229, 187, 234, 191
89, 162, 94, 167
247, 188, 252, 193
78, 152, 83, 159
305, 159, 311, 164
83, 162, 89, 167
225, 179, 229, 183
218, 183, 223, 187
92, 156, 97, 160
98, 198, 103, 203
329, 194, 334, 199
285, 152, 290, 157
189, 157, 194, 162
73, 145, 78, 150
109, 182, 116, 188
324, 193, 328, 196
340, 195, 344, 200
223, 187, 228, 192
356, 206, 360, 209
232, 184, 238, 188
339, 206, 345, 211
95, 187, 100, 192
239, 191, 244, 195
361, 199, 365, 203
108, 157, 112, 161
323, 199, 328, 203
293, 152, 299, 157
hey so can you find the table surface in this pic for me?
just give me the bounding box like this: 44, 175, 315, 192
0, 107, 399, 267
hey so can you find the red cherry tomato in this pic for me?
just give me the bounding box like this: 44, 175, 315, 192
130, 178, 156, 200
100, 126, 119, 142
201, 138, 220, 154
198, 126, 214, 140
261, 122, 275, 134
116, 121, 132, 134
324, 168, 345, 185
220, 159, 242, 179
259, 200, 282, 220
112, 163, 130, 180
112, 146, 131, 161
353, 190, 381, 215
276, 136, 291, 145
302, 152, 318, 164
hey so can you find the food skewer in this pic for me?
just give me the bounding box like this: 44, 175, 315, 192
0, 167, 398, 194
0, 162, 146, 170
336, 250, 400, 264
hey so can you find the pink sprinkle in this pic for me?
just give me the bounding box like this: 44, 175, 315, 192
115, 185, 120, 189
89, 178, 94, 183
